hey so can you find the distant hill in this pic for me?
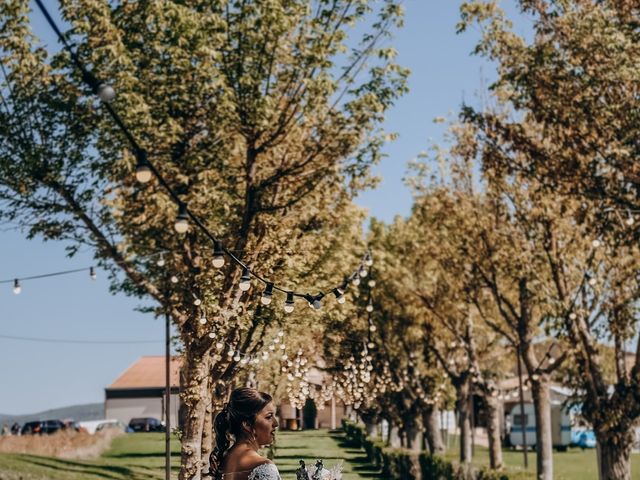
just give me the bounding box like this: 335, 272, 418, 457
0, 402, 104, 425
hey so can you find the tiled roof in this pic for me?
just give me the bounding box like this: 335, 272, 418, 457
107, 356, 182, 389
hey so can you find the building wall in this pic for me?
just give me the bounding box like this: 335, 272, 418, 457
105, 394, 180, 427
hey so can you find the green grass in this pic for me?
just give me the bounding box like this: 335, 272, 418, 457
441, 435, 640, 480
0, 433, 180, 480
273, 429, 382, 479
0, 429, 638, 479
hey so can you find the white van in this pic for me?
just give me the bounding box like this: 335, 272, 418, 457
508, 403, 572, 451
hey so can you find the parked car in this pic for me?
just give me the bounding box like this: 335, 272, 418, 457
96, 420, 132, 434
572, 429, 597, 449
20, 420, 65, 435
128, 417, 164, 432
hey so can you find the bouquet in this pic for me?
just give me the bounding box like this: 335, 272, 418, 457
295, 460, 343, 480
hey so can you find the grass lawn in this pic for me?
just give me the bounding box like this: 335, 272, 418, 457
0, 433, 180, 480
273, 429, 382, 479
442, 436, 640, 480
0, 429, 638, 479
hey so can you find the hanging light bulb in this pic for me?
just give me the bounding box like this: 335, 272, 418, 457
234, 354, 241, 362
284, 292, 295, 313
212, 241, 225, 268
312, 297, 322, 310
626, 212, 635, 226
369, 324, 377, 332
13, 279, 21, 295
366, 299, 374, 313
97, 83, 116, 103
134, 150, 152, 183
367, 341, 375, 349
199, 315, 207, 325
368, 279, 376, 288
208, 332, 216, 339
592, 239, 601, 248
365, 252, 373, 267
89, 266, 97, 280
333, 288, 345, 304
194, 298, 202, 306
170, 275, 179, 284
174, 203, 189, 233
352, 276, 361, 287
278, 331, 284, 337
261, 283, 274, 305
239, 267, 251, 291
156, 258, 166, 267
359, 266, 368, 278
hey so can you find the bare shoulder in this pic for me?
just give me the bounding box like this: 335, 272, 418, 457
238, 451, 273, 471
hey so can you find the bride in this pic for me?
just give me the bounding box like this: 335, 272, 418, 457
208, 387, 281, 480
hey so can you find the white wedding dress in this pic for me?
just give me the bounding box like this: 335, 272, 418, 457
222, 463, 281, 480
247, 464, 281, 480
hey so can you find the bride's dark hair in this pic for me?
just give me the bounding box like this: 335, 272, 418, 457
208, 387, 273, 480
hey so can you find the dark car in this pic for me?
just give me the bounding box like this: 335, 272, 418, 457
128, 417, 164, 432
21, 420, 64, 435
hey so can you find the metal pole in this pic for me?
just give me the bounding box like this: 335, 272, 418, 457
165, 312, 171, 480
470, 393, 475, 457
516, 345, 528, 469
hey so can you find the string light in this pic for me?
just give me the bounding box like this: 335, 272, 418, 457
333, 288, 345, 304
134, 150, 152, 184
261, 283, 274, 305
239, 267, 251, 291
97, 83, 116, 103
366, 299, 374, 313
365, 253, 373, 267
174, 203, 189, 233
89, 266, 97, 280
212, 241, 225, 268
13, 279, 21, 295
284, 292, 295, 313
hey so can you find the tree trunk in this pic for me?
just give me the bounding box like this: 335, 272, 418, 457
455, 380, 472, 464
406, 420, 422, 452
484, 394, 503, 470
365, 421, 378, 438
531, 380, 553, 480
200, 386, 214, 475
389, 424, 402, 448
423, 406, 445, 454
179, 349, 212, 480
597, 431, 632, 480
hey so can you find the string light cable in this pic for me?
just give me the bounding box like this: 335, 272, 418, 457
32, 0, 374, 313
0, 266, 99, 294
0, 333, 161, 344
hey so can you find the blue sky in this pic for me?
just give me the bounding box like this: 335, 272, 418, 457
0, 1, 529, 415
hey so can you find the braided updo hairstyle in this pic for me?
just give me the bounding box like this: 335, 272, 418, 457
208, 387, 273, 480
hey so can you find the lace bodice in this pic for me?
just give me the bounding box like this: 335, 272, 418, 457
222, 463, 281, 480
247, 463, 281, 480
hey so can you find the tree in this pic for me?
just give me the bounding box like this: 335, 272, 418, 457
458, 2, 640, 475
459, 0, 640, 213
388, 170, 510, 469
0, 1, 407, 477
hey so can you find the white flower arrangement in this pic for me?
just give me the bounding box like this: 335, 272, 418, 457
295, 460, 343, 480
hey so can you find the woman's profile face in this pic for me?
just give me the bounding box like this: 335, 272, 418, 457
253, 401, 278, 446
